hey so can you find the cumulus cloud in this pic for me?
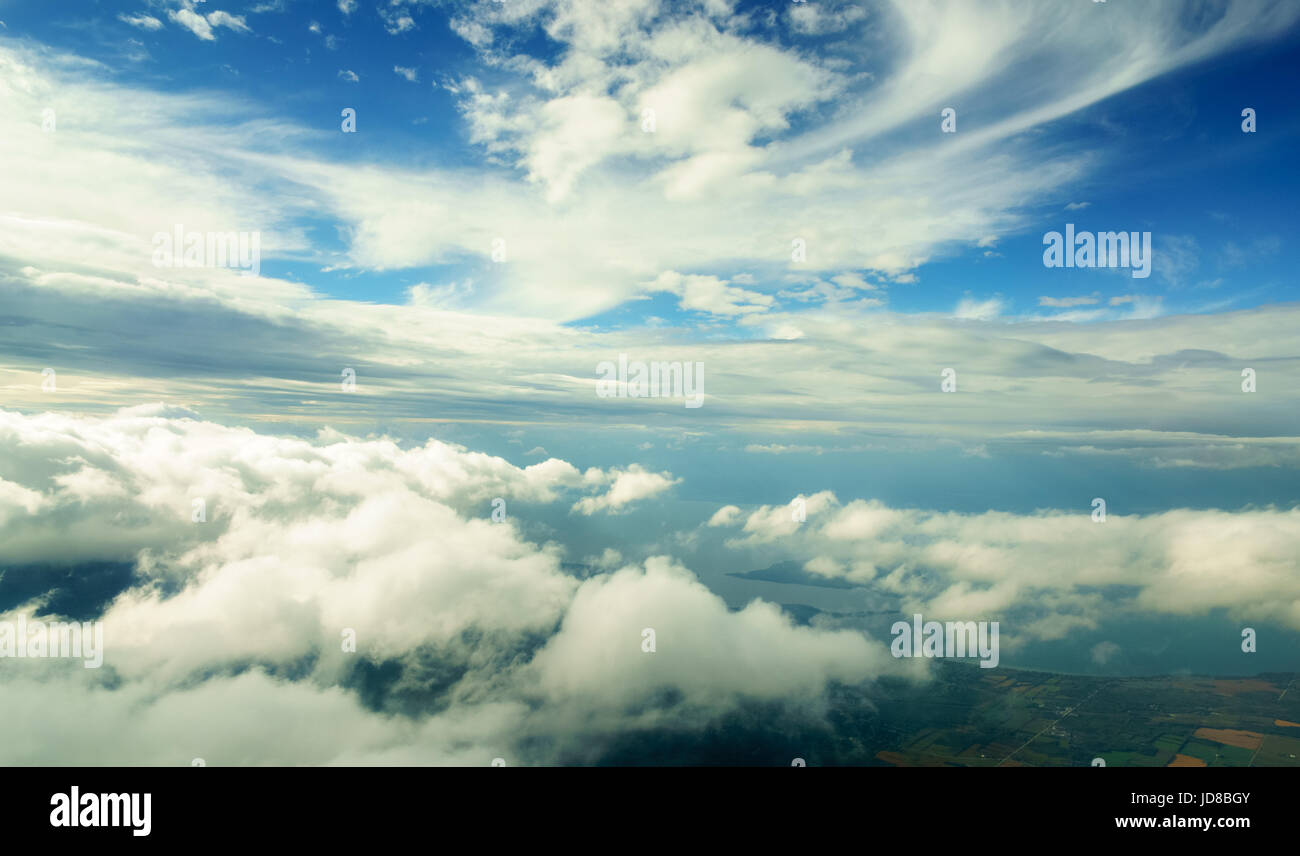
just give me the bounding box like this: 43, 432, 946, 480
707, 505, 741, 527
166, 5, 250, 40
531, 557, 899, 711
168, 7, 214, 40
647, 271, 775, 318
571, 465, 679, 515
726, 491, 839, 542
709, 493, 1300, 636
0, 408, 889, 763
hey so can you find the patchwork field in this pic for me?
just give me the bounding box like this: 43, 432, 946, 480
848, 665, 1300, 767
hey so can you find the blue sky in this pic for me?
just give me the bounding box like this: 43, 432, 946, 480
6, 0, 1297, 318
0, 1, 1299, 764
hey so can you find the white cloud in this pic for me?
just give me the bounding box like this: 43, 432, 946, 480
572, 465, 679, 515
707, 505, 741, 527
711, 494, 1300, 635
206, 10, 251, 35
0, 408, 894, 763
0, 39, 1297, 473
0, 2, 1295, 324
504, 92, 629, 202
729, 491, 837, 542
118, 13, 164, 31
787, 2, 868, 35
954, 296, 1004, 320
168, 8, 214, 40
166, 5, 250, 40
406, 280, 472, 306
531, 556, 903, 709
1039, 295, 1099, 308
647, 271, 774, 317
1091, 641, 1121, 665
384, 14, 415, 35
